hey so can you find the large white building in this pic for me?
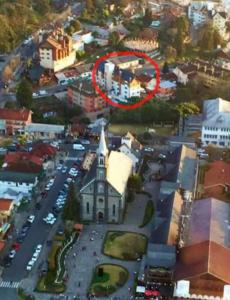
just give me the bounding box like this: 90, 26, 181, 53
39, 28, 76, 73
201, 98, 230, 147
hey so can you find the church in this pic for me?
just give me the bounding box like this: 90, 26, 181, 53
80, 127, 133, 223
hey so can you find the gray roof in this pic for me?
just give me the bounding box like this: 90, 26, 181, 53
25, 123, 64, 133
147, 243, 176, 268
0, 171, 37, 183
203, 98, 230, 128
187, 197, 230, 248
164, 145, 197, 192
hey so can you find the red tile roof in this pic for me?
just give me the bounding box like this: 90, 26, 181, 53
136, 75, 152, 83
0, 198, 13, 211
0, 108, 31, 122
5, 152, 43, 166
204, 161, 230, 188
175, 241, 230, 284
31, 143, 57, 158
217, 50, 230, 61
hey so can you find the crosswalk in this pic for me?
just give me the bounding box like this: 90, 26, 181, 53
0, 281, 20, 288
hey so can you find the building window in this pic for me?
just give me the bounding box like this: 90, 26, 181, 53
112, 204, 116, 216
99, 198, 103, 203
86, 202, 90, 214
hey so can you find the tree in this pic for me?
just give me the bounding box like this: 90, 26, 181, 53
34, 0, 50, 15
175, 102, 200, 135
128, 174, 142, 192
164, 46, 177, 61
62, 183, 80, 222
16, 78, 33, 108
162, 61, 169, 74
108, 31, 121, 47
86, 0, 94, 12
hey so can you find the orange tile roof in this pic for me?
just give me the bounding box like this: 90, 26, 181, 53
0, 198, 13, 211
0, 108, 31, 122
204, 161, 230, 188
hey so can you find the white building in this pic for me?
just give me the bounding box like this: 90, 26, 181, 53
201, 98, 230, 147
39, 29, 76, 73
188, 1, 215, 27
25, 123, 65, 140
216, 50, 230, 71
0, 171, 38, 201
213, 11, 228, 37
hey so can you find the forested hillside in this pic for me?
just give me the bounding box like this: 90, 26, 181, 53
0, 0, 55, 53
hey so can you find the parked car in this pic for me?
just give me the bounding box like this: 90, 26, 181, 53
12, 242, 20, 251
8, 250, 16, 259
27, 215, 35, 223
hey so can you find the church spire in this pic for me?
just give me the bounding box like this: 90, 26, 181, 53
97, 126, 108, 157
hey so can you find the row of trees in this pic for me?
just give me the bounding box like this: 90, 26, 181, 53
0, 0, 53, 53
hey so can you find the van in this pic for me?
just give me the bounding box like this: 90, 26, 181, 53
73, 144, 85, 150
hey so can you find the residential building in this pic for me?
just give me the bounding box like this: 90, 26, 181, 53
39, 28, 76, 72
119, 143, 139, 172
0, 171, 38, 202
172, 65, 197, 85
188, 1, 215, 28
203, 160, 230, 200
213, 11, 228, 37
216, 50, 230, 71
25, 123, 65, 140
0, 108, 32, 135
68, 79, 110, 121
201, 98, 230, 147
80, 127, 133, 223
174, 198, 230, 298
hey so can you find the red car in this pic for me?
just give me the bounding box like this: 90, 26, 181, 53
12, 242, 20, 251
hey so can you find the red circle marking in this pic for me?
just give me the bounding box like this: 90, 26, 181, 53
92, 51, 160, 110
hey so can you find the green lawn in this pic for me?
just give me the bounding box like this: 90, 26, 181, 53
103, 231, 148, 260
90, 264, 128, 297
108, 124, 173, 136
35, 275, 65, 294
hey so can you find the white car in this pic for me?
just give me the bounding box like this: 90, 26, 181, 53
27, 215, 35, 223
36, 244, 42, 252
81, 140, 90, 145
66, 177, 73, 183
32, 92, 38, 98
9, 250, 16, 259
45, 185, 51, 191
57, 164, 62, 170
62, 166, 68, 173
26, 260, 34, 270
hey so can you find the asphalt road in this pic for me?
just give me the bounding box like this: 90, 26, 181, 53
2, 166, 68, 281
0, 288, 19, 300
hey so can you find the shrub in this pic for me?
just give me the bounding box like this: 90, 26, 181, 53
139, 200, 154, 228
117, 271, 128, 286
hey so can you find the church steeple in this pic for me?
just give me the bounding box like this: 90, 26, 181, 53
97, 126, 108, 173
97, 126, 108, 158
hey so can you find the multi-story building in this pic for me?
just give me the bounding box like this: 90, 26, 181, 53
80, 127, 133, 223
213, 11, 228, 37
39, 28, 76, 72
68, 79, 110, 120
97, 60, 141, 102
216, 50, 230, 71
0, 108, 32, 135
201, 98, 230, 147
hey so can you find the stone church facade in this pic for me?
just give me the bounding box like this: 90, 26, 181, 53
80, 127, 132, 223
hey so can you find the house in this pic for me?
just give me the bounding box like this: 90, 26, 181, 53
174, 198, 230, 298
188, 1, 215, 28
0, 108, 32, 135
173, 65, 197, 85
80, 127, 133, 223
68, 78, 110, 121
0, 171, 38, 201
0, 198, 14, 238
213, 12, 228, 37
72, 30, 94, 51
25, 123, 65, 140
3, 152, 43, 175
203, 161, 230, 200
119, 143, 139, 172
39, 28, 76, 72
216, 50, 230, 71
201, 98, 230, 147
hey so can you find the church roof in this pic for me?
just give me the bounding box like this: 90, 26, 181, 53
97, 126, 108, 157
107, 151, 132, 195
